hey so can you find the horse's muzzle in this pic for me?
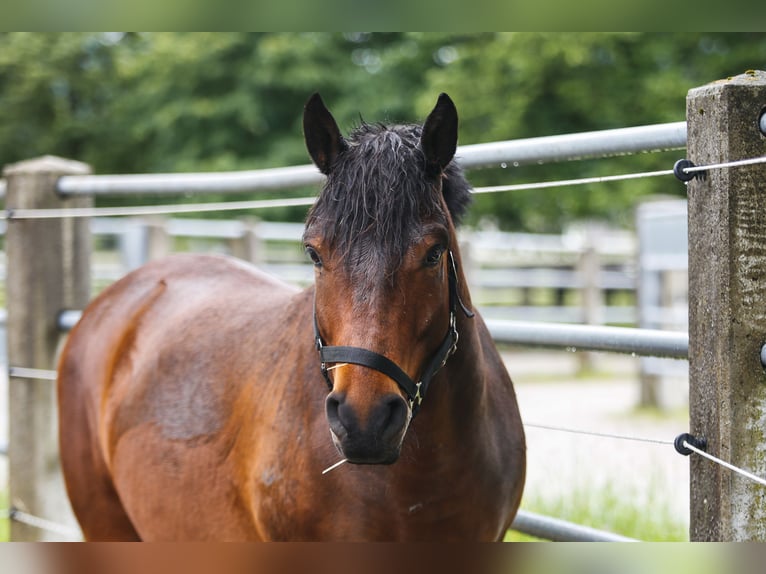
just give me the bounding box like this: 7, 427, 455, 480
325, 391, 409, 464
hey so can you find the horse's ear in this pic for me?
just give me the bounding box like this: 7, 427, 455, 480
421, 93, 458, 175
303, 93, 347, 175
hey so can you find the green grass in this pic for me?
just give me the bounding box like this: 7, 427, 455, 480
1, 488, 8, 541
505, 481, 688, 542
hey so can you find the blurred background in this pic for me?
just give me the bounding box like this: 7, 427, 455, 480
0, 33, 762, 230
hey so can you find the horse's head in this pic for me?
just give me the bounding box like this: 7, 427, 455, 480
303, 93, 473, 465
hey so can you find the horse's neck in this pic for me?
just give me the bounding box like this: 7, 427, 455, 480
437, 252, 487, 416
412, 311, 489, 445
449, 310, 487, 403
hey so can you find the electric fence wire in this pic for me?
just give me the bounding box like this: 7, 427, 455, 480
1, 155, 764, 221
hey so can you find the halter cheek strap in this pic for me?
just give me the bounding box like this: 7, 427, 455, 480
313, 251, 474, 416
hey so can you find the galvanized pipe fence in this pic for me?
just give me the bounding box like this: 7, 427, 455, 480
0, 77, 766, 540
43, 121, 686, 198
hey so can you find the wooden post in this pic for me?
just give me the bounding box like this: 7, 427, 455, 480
3, 155, 92, 541
577, 240, 603, 373
120, 219, 151, 271
146, 215, 171, 261
230, 217, 264, 264
687, 71, 766, 541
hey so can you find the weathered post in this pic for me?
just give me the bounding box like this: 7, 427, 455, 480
3, 156, 92, 540
146, 215, 171, 261
687, 71, 766, 541
230, 217, 264, 264
577, 243, 602, 373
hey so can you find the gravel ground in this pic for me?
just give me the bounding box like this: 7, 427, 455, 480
506, 350, 690, 535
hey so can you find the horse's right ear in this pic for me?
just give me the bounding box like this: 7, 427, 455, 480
421, 93, 458, 176
303, 93, 347, 175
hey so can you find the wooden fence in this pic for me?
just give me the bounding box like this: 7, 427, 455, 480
74, 216, 638, 324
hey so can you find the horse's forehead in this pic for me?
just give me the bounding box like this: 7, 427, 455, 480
304, 122, 452, 289
342, 239, 412, 287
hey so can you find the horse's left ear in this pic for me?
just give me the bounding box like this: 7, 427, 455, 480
421, 93, 458, 175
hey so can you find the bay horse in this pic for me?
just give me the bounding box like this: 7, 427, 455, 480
57, 93, 526, 541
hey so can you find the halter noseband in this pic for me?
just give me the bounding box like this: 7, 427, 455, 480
313, 251, 474, 416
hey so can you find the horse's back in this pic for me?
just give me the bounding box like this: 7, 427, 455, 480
58, 253, 299, 540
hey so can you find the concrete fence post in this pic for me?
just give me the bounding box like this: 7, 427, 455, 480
687, 71, 766, 541
3, 155, 92, 540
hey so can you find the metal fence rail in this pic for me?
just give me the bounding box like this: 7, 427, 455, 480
456, 121, 687, 169
56, 309, 688, 361
510, 510, 638, 542
486, 319, 688, 359
39, 121, 687, 198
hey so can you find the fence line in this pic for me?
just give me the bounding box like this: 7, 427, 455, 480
457, 121, 687, 169
2, 165, 682, 221
9, 121, 680, 198
1, 196, 318, 220
680, 440, 766, 489
487, 319, 688, 359
473, 167, 675, 195
524, 422, 675, 446
54, 308, 685, 361
510, 510, 638, 542
1, 509, 81, 540
9, 153, 766, 223
14, 216, 636, 329
0, 122, 687, 200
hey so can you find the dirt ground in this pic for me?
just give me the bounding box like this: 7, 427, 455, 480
506, 350, 690, 534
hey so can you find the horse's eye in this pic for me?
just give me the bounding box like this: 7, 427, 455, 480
305, 246, 323, 268
425, 245, 445, 267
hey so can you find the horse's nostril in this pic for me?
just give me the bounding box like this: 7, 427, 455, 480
325, 392, 409, 464
326, 392, 354, 438
326, 392, 407, 442
326, 394, 340, 417
377, 394, 408, 441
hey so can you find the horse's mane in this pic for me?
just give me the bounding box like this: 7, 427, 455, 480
305, 121, 472, 280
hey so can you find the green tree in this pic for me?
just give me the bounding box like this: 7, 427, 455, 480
420, 32, 766, 231
0, 33, 122, 170
2, 33, 765, 230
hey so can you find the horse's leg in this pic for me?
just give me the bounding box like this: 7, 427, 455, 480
58, 366, 141, 541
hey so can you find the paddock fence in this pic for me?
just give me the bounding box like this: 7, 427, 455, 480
2, 72, 766, 541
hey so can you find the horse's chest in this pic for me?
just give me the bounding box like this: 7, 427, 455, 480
254, 466, 508, 541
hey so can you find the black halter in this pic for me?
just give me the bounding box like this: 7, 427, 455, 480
313, 251, 474, 416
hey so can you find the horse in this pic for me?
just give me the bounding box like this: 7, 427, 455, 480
57, 93, 526, 541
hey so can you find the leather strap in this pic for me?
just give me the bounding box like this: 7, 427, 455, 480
319, 345, 419, 400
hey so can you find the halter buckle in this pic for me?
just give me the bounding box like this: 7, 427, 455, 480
410, 381, 424, 411
447, 312, 459, 359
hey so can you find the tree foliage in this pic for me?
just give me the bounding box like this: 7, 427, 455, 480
1, 32, 764, 231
